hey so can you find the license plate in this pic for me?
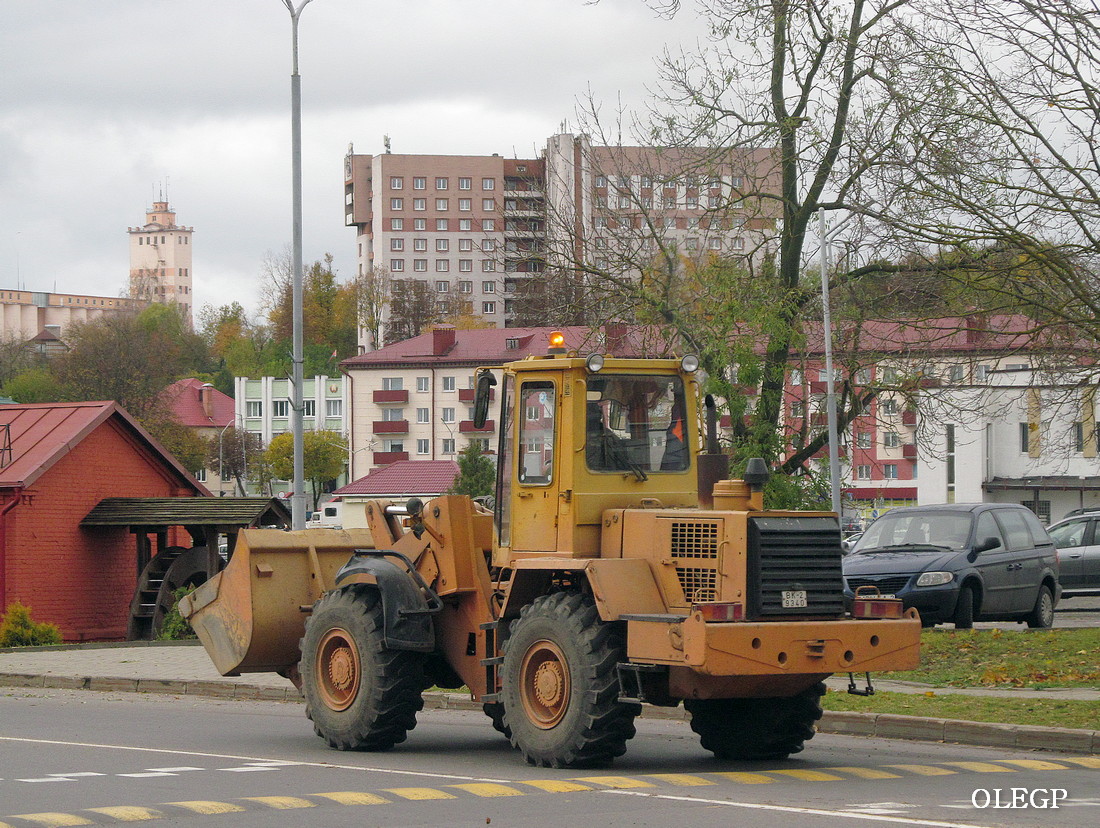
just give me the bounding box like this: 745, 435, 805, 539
782, 590, 808, 608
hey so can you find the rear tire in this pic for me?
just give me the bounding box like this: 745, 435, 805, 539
1025, 585, 1055, 629
953, 585, 975, 629
300, 585, 425, 751
685, 682, 825, 760
501, 592, 639, 768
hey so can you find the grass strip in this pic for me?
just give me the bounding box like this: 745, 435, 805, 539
822, 688, 1100, 731
876, 627, 1100, 689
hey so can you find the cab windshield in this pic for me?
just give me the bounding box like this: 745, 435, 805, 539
854, 512, 972, 553
585, 374, 689, 473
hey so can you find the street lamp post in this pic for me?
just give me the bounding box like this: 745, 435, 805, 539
281, 0, 314, 529
217, 421, 233, 497
817, 208, 856, 520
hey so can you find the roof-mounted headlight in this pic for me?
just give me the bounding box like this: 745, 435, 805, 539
586, 353, 606, 373
681, 354, 701, 373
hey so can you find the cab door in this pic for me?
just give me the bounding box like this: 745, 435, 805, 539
508, 377, 561, 552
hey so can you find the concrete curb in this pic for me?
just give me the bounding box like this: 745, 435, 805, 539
2, 671, 1096, 755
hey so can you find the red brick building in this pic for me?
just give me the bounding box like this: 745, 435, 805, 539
0, 401, 207, 641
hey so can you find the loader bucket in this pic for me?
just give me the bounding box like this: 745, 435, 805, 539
179, 528, 377, 677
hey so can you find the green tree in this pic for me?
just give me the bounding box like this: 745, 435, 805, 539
144, 416, 209, 475
264, 429, 347, 511
206, 426, 264, 496
448, 442, 496, 499
0, 367, 66, 403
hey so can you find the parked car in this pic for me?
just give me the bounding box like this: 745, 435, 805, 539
842, 503, 1060, 629
841, 532, 863, 554
1045, 514, 1100, 598
1059, 506, 1100, 520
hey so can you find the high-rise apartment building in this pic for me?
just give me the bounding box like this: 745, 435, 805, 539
344, 133, 775, 348
128, 201, 194, 327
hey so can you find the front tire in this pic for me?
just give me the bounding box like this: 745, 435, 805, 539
300, 585, 425, 751
685, 682, 825, 760
1025, 584, 1055, 629
501, 592, 639, 768
953, 584, 975, 629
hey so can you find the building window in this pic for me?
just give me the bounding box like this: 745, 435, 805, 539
482, 198, 496, 211
391, 217, 403, 231
459, 177, 471, 190
390, 198, 403, 210
382, 377, 403, 391
856, 431, 871, 448
856, 464, 872, 480
326, 399, 342, 417
482, 260, 495, 272
417, 407, 430, 424
413, 198, 426, 211
458, 280, 473, 292
436, 198, 448, 211
459, 198, 471, 211
459, 220, 472, 232
385, 440, 404, 452
1075, 422, 1086, 453
881, 367, 898, 384
414, 218, 427, 231
442, 407, 456, 423
482, 281, 496, 292
790, 370, 803, 386
416, 376, 430, 392
790, 400, 805, 419
483, 301, 496, 314
855, 368, 870, 384
273, 399, 289, 418
883, 431, 900, 448
883, 464, 899, 479
482, 178, 495, 190
417, 439, 430, 455
414, 238, 427, 251
436, 218, 448, 231
442, 438, 456, 454
195, 468, 207, 482
880, 397, 898, 415
1020, 422, 1031, 452
390, 238, 404, 251
482, 239, 496, 252
436, 260, 449, 272
949, 364, 965, 382
413, 259, 427, 272
436, 280, 449, 292
443, 376, 456, 392
435, 177, 448, 190
390, 259, 404, 271
459, 260, 472, 272
383, 407, 404, 422
436, 238, 449, 252
413, 177, 426, 189
390, 176, 403, 189
303, 400, 315, 417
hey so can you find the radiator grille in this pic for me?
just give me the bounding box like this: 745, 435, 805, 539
846, 575, 911, 594
747, 516, 845, 617
676, 567, 718, 603
670, 520, 720, 559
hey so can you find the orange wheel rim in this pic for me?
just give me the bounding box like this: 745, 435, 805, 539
316, 627, 359, 711
520, 639, 570, 729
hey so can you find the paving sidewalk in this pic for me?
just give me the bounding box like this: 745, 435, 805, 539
1, 641, 1097, 754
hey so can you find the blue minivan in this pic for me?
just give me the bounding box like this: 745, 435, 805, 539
842, 503, 1060, 629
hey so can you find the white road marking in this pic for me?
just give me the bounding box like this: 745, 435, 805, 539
117, 772, 178, 778
49, 773, 104, 778
218, 767, 279, 773
0, 735, 512, 783
599, 790, 995, 827
145, 767, 204, 772
16, 777, 76, 783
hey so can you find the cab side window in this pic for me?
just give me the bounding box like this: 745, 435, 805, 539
518, 381, 555, 485
974, 512, 1005, 551
993, 509, 1033, 551
1048, 519, 1087, 548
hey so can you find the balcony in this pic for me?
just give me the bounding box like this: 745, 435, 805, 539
459, 387, 495, 403
902, 443, 918, 459
373, 389, 409, 404
373, 451, 409, 465
901, 410, 917, 426
372, 420, 409, 434
459, 419, 495, 433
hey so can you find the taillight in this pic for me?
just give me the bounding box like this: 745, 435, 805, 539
692, 602, 744, 622
851, 586, 904, 619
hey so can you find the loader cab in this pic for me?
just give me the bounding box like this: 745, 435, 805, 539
476, 347, 702, 565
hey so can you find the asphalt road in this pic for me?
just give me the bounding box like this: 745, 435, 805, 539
970, 595, 1100, 630
1, 689, 1096, 828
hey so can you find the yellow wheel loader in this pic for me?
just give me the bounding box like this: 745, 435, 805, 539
182, 339, 920, 768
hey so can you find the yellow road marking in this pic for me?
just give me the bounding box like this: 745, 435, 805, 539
85, 806, 164, 821
449, 783, 525, 797
713, 772, 775, 784
998, 759, 1071, 771
766, 769, 844, 782
313, 791, 391, 805
242, 796, 316, 809
826, 766, 902, 779
1060, 757, 1100, 769
8, 816, 92, 828
884, 764, 956, 776
166, 801, 246, 815
646, 773, 715, 786
384, 787, 457, 800
521, 779, 594, 793
944, 761, 1015, 773
574, 775, 655, 789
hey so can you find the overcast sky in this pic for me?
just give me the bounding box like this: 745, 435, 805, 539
0, 0, 710, 321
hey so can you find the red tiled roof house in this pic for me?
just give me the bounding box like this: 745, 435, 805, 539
0, 401, 207, 641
